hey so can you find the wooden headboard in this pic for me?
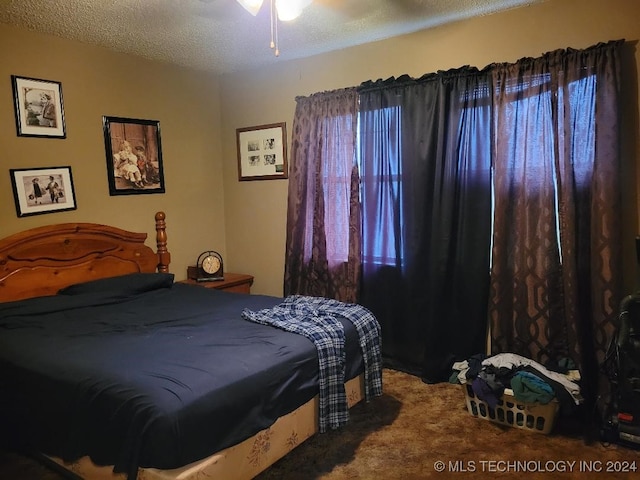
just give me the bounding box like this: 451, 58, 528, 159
0, 211, 170, 303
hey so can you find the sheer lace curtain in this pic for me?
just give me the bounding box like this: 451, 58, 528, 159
283, 88, 361, 303
489, 41, 624, 407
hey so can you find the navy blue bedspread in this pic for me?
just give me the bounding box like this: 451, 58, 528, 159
0, 275, 364, 477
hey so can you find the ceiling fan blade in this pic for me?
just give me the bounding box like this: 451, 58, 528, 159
237, 0, 264, 16
193, 0, 248, 21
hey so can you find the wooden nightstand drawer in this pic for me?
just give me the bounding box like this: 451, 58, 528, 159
179, 273, 254, 294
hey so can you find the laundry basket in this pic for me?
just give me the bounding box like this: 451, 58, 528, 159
462, 383, 559, 434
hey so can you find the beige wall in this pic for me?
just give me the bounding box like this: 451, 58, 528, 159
0, 23, 224, 282
220, 0, 640, 296
1, 0, 639, 297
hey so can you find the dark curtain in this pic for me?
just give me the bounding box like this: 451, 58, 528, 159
489, 41, 624, 409
357, 69, 493, 381
283, 41, 625, 399
284, 88, 361, 303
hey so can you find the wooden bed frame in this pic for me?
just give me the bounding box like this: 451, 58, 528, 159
0, 211, 170, 303
0, 211, 366, 480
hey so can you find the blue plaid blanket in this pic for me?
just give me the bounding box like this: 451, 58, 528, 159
241, 295, 382, 433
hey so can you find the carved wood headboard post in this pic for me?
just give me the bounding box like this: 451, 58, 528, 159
155, 211, 171, 273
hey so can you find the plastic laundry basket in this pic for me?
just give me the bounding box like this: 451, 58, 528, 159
462, 383, 559, 434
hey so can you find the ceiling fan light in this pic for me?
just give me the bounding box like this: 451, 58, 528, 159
275, 0, 312, 21
236, 0, 313, 57
237, 0, 264, 16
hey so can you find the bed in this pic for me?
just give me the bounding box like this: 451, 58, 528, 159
0, 212, 382, 480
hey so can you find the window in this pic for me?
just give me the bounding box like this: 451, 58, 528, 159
358, 104, 404, 266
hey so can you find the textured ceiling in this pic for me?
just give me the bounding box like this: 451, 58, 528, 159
0, 0, 541, 75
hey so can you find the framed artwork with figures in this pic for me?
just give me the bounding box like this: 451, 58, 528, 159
102, 116, 165, 196
9, 166, 77, 217
236, 122, 288, 181
11, 75, 66, 138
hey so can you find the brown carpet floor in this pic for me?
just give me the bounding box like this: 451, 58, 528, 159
2, 368, 639, 479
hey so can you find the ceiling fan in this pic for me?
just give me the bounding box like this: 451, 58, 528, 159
236, 0, 313, 55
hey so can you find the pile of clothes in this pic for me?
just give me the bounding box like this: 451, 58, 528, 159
450, 353, 583, 413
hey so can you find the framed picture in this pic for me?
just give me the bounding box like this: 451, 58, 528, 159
9, 167, 77, 217
103, 116, 165, 196
11, 75, 66, 138
236, 122, 288, 181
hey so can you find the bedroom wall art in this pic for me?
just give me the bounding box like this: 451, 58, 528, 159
236, 122, 288, 181
102, 116, 166, 195
11, 75, 66, 138
9, 166, 77, 217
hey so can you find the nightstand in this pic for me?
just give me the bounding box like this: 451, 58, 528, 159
179, 273, 254, 294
